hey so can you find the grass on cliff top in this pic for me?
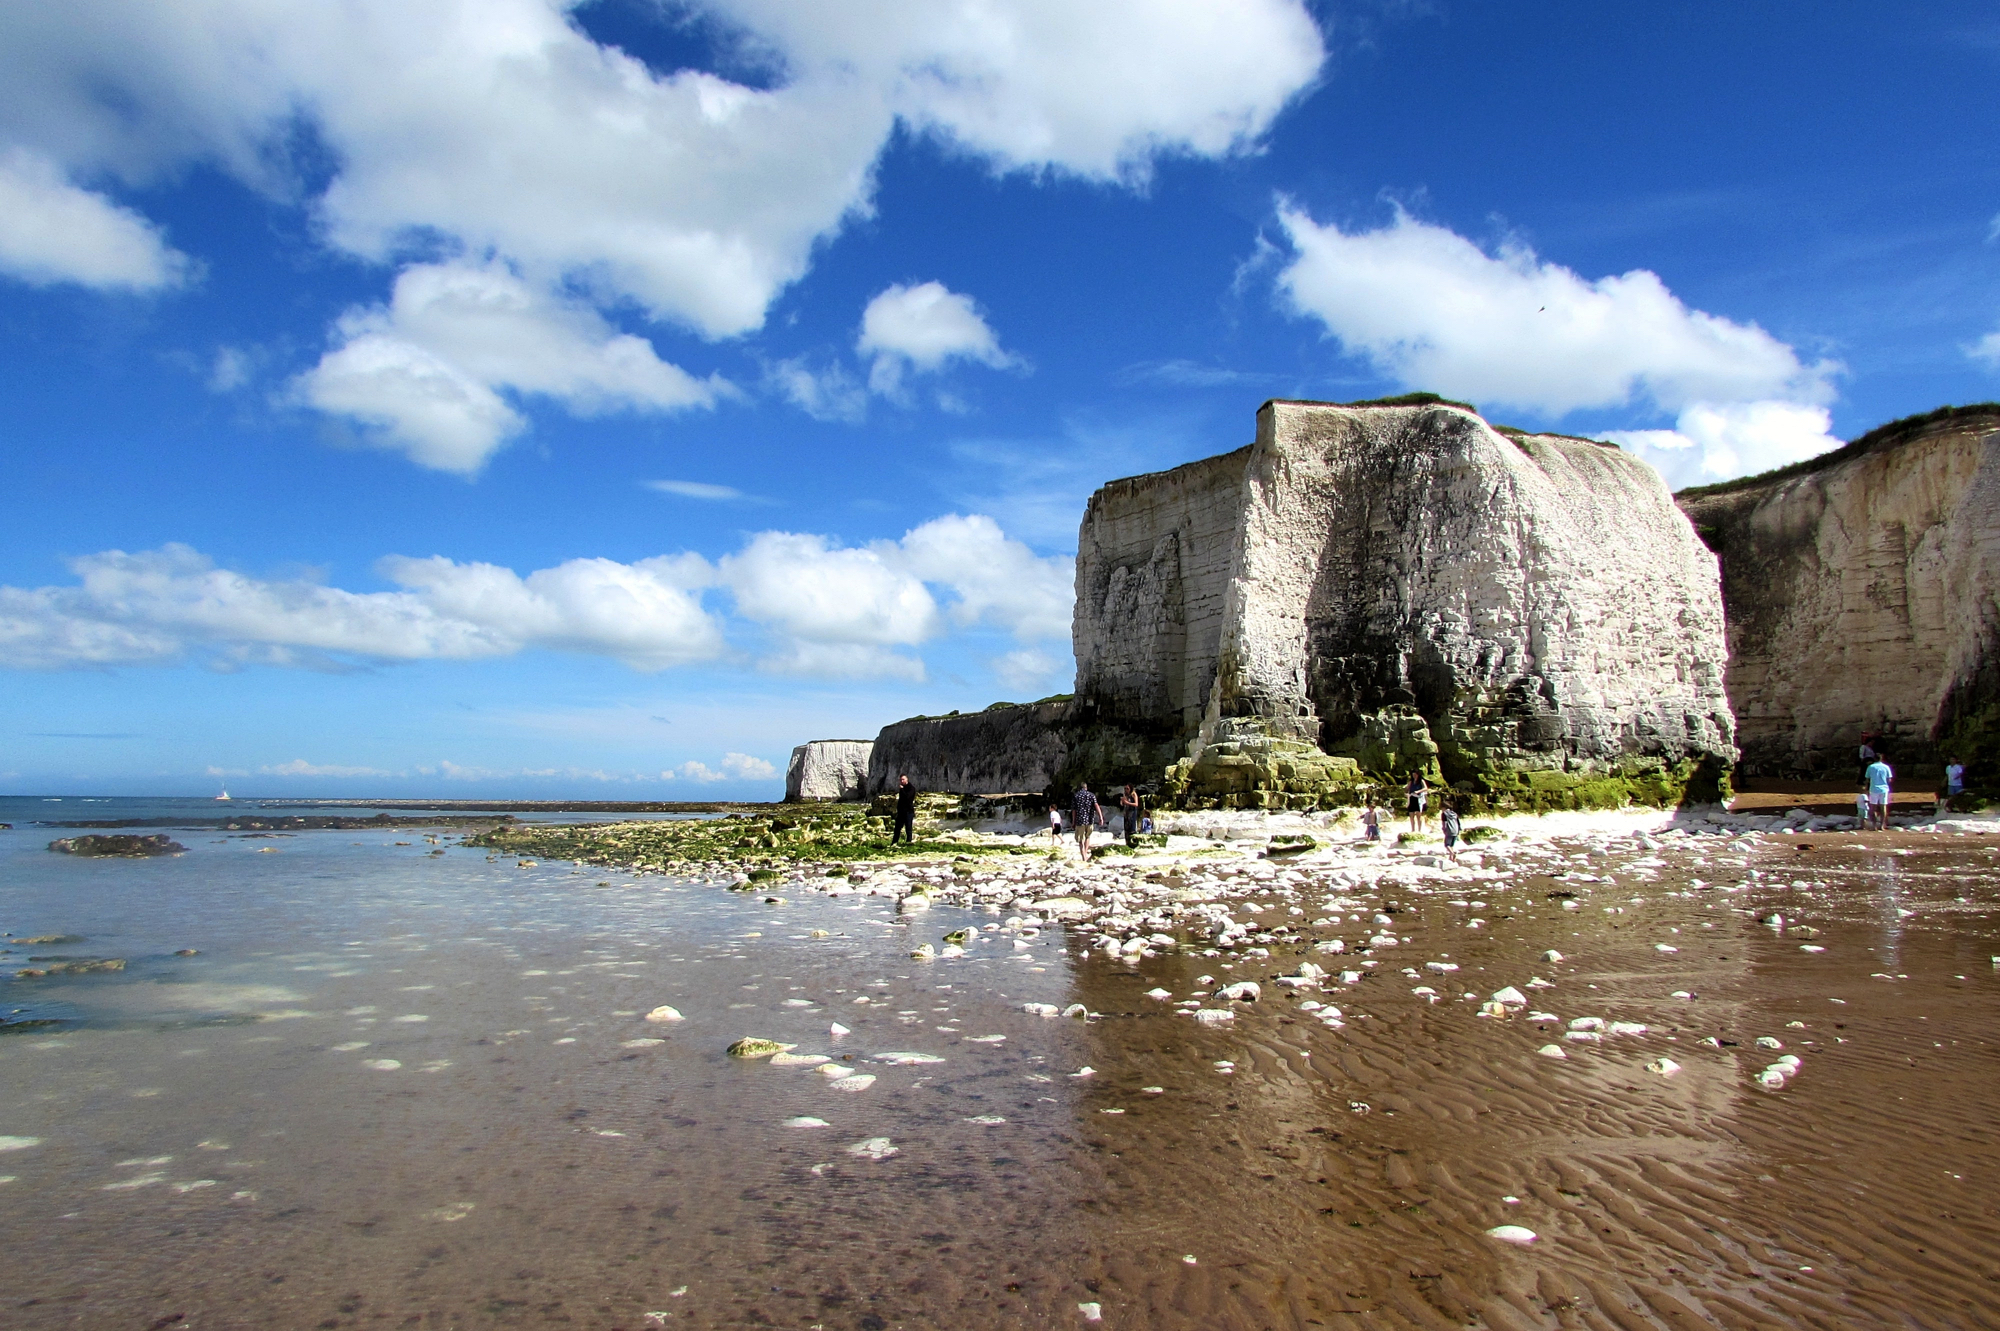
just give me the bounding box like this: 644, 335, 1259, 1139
1677, 402, 2000, 500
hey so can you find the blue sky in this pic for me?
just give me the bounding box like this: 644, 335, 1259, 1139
2, 0, 1997, 797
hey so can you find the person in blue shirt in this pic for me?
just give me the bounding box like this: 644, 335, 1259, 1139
1864, 752, 1894, 831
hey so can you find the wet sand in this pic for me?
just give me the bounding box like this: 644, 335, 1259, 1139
3, 815, 1998, 1328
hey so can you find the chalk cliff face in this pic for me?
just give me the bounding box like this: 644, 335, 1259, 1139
864, 701, 1074, 797
1678, 406, 2000, 778
784, 740, 873, 802
1076, 399, 1736, 808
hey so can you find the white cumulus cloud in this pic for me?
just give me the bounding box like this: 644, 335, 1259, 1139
260, 758, 392, 778
0, 512, 1072, 680
1274, 204, 1836, 417
662, 755, 788, 783
722, 0, 1326, 181
299, 260, 728, 473
858, 281, 1014, 396
721, 752, 778, 780
1600, 401, 1845, 492
992, 646, 1070, 694
0, 147, 188, 290
0, 1, 1324, 454
0, 543, 722, 672
765, 355, 868, 423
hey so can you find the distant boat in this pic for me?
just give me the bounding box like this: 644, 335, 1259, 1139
215, 787, 232, 802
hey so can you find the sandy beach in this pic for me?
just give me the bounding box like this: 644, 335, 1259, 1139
5, 801, 1999, 1329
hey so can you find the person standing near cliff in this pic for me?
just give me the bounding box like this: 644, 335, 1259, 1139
1071, 784, 1105, 859
1118, 784, 1142, 845
1864, 752, 1894, 831
1406, 770, 1429, 836
891, 775, 917, 845
1858, 736, 1878, 788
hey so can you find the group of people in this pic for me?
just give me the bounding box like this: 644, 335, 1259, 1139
1854, 737, 1968, 831
1358, 768, 1461, 853
1046, 782, 1147, 859
892, 769, 1466, 859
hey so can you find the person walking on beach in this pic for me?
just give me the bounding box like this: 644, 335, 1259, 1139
1406, 770, 1429, 836
1071, 783, 1105, 860
1361, 803, 1381, 842
1440, 801, 1461, 856
1945, 757, 1966, 812
1864, 751, 1894, 831
1048, 802, 1063, 846
891, 775, 917, 844
1118, 784, 1142, 846
1858, 736, 1878, 788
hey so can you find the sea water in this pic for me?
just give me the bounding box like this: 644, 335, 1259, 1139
0, 811, 1096, 1329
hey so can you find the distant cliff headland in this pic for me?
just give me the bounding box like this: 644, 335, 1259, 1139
790, 397, 2000, 810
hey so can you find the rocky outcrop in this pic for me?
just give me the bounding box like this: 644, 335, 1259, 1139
1077, 398, 1736, 810
865, 701, 1075, 797
784, 740, 873, 802
1678, 405, 2000, 779
47, 833, 186, 856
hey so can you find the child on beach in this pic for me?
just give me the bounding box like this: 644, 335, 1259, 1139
1048, 804, 1063, 845
1362, 804, 1381, 842
1440, 803, 1461, 856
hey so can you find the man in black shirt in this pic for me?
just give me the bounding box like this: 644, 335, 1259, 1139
891, 775, 917, 844
1071, 784, 1105, 859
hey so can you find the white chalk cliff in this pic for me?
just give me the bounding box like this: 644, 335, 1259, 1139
784, 740, 873, 802
1679, 406, 2000, 777
1076, 399, 1736, 806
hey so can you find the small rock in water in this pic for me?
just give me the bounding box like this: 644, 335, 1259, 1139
875, 1052, 945, 1065
846, 1136, 897, 1160
726, 1038, 791, 1059
1078, 1302, 1103, 1322
827, 1073, 876, 1092
829, 1022, 851, 1037
644, 1005, 684, 1024
1543, 950, 1564, 963
1537, 1044, 1567, 1059
1489, 986, 1527, 1006
1754, 1036, 1783, 1050
769, 1052, 830, 1067
783, 1116, 830, 1128
1648, 1057, 1682, 1076
362, 1058, 402, 1071
1023, 1003, 1059, 1018
964, 1114, 1007, 1124
1193, 1009, 1235, 1025
819, 1064, 853, 1079
1063, 1003, 1089, 1019
0, 1137, 42, 1152
1145, 988, 1174, 1001
1219, 981, 1260, 1002
1486, 1225, 1538, 1244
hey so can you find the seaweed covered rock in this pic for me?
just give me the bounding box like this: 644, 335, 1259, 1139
48, 834, 186, 857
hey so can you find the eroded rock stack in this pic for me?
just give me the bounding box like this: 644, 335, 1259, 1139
1678, 405, 2000, 779
1077, 398, 1736, 810
784, 740, 874, 802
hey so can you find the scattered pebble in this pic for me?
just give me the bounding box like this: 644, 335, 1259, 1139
1486, 1225, 1538, 1244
